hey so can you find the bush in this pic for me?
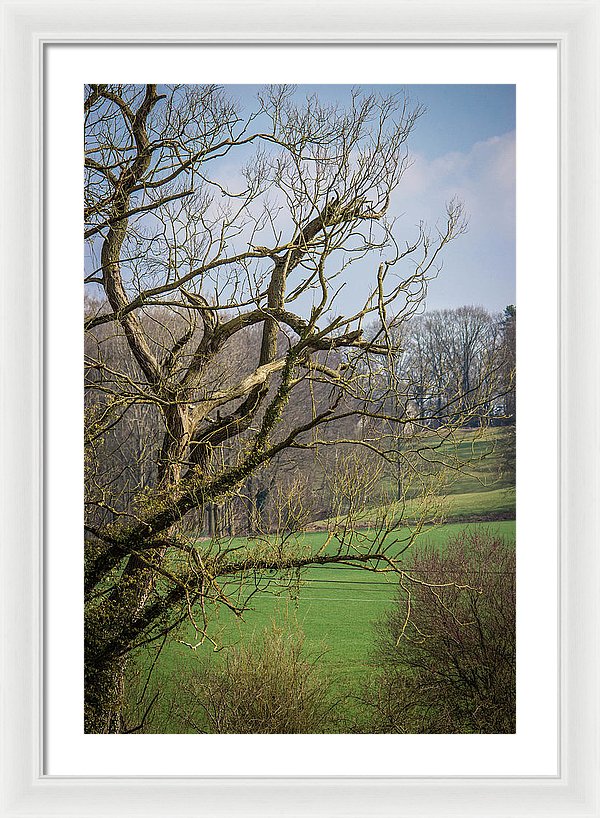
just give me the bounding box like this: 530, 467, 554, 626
368, 530, 515, 733
172, 625, 338, 733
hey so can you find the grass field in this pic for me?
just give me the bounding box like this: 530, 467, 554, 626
379, 427, 514, 496
126, 427, 516, 731
131, 518, 516, 731
328, 486, 515, 528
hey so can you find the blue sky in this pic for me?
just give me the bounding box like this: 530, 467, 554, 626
87, 84, 515, 316
227, 84, 516, 314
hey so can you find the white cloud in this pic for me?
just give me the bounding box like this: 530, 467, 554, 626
393, 131, 515, 230
388, 132, 516, 311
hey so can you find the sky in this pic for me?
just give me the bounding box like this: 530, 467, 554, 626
86, 84, 515, 316
226, 84, 516, 314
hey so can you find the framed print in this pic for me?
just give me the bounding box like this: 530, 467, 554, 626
53, 46, 545, 773
1, 1, 599, 816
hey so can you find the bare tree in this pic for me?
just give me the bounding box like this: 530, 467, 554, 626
398, 306, 505, 426
368, 530, 516, 733
84, 83, 473, 732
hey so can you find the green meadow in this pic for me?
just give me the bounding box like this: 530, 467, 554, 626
131, 517, 516, 731
126, 428, 516, 730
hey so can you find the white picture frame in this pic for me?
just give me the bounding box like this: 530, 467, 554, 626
1, 1, 598, 815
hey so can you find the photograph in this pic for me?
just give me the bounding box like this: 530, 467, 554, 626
83, 82, 516, 735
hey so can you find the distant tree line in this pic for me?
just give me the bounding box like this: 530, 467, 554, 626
86, 300, 515, 538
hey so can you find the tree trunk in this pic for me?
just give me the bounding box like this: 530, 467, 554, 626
84, 538, 168, 732
84, 653, 128, 733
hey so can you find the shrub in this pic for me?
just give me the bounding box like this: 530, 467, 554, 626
368, 530, 515, 733
173, 625, 338, 733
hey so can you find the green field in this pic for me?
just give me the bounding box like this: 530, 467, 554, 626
311, 428, 515, 528
169, 520, 515, 677
430, 428, 514, 495
325, 486, 515, 530
131, 518, 516, 731
126, 427, 516, 731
